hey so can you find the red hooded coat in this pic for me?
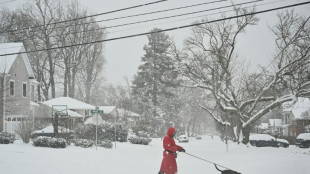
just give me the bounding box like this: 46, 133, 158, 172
160, 127, 183, 174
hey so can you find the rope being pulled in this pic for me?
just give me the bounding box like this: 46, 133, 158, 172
184, 152, 235, 171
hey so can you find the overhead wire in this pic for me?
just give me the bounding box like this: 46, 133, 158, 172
18, 0, 264, 39
3, 0, 230, 35
0, 0, 169, 33
0, 0, 282, 50
107, 0, 285, 35
0, 0, 309, 57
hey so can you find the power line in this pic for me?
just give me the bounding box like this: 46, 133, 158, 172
0, 1, 309, 57
25, 0, 264, 39
57, 0, 228, 28
108, 0, 284, 35
0, 0, 280, 50
0, 0, 168, 33
4, 0, 231, 35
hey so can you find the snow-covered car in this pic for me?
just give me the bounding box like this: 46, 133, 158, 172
178, 135, 189, 143
276, 138, 289, 148
296, 133, 310, 148
196, 135, 202, 140
249, 134, 289, 148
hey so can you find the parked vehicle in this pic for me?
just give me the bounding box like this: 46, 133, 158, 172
196, 135, 202, 140
178, 135, 189, 143
296, 133, 310, 148
249, 134, 289, 148
276, 138, 290, 148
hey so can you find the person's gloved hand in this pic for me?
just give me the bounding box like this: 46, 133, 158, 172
178, 148, 186, 152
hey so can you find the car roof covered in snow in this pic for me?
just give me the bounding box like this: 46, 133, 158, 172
297, 133, 310, 140
249, 134, 275, 141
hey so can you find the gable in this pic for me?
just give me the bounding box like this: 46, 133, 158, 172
0, 43, 35, 78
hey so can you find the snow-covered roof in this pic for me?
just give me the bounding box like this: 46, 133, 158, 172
98, 106, 116, 114
84, 115, 105, 125
269, 119, 282, 126
296, 133, 310, 140
30, 101, 40, 106
283, 97, 310, 119
42, 97, 95, 110
67, 110, 83, 118
113, 108, 141, 117
0, 43, 35, 78
33, 125, 71, 134
249, 134, 275, 141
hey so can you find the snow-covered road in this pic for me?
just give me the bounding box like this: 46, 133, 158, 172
0, 136, 309, 174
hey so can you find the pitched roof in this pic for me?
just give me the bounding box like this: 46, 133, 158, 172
113, 108, 141, 117
42, 97, 95, 110
0, 43, 35, 78
283, 97, 310, 119
98, 106, 116, 114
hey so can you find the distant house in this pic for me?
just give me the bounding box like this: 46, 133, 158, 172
36, 97, 95, 129
269, 119, 282, 136
97, 106, 141, 128
256, 123, 269, 134
282, 97, 310, 137
0, 43, 38, 133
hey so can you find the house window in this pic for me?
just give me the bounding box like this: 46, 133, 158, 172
22, 83, 27, 97
285, 114, 290, 124
10, 80, 14, 96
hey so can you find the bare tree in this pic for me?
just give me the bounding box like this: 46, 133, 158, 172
171, 8, 310, 144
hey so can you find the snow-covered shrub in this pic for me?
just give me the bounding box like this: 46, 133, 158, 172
101, 123, 128, 142
32, 137, 67, 148
74, 139, 94, 148
98, 140, 113, 149
74, 123, 128, 142
31, 125, 75, 143
0, 132, 15, 144
129, 136, 152, 145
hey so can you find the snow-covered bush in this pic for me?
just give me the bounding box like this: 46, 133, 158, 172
31, 125, 75, 143
98, 140, 113, 149
32, 137, 67, 148
74, 123, 128, 142
0, 132, 15, 144
129, 136, 152, 145
74, 139, 94, 148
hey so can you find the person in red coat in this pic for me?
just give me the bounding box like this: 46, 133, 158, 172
159, 127, 185, 174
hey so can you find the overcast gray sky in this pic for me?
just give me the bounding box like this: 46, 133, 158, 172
4, 0, 310, 85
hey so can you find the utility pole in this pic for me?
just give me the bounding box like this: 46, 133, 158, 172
96, 112, 98, 150
115, 118, 117, 149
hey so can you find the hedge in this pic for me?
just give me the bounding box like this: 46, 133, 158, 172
0, 132, 15, 144
32, 137, 67, 148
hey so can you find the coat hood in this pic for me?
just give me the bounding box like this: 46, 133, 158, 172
166, 127, 176, 137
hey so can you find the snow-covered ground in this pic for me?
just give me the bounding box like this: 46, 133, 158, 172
1, 136, 310, 174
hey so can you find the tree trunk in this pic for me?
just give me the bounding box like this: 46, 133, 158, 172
69, 67, 77, 98
242, 126, 251, 144
64, 67, 68, 97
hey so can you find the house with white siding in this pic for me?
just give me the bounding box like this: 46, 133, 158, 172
0, 43, 38, 133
